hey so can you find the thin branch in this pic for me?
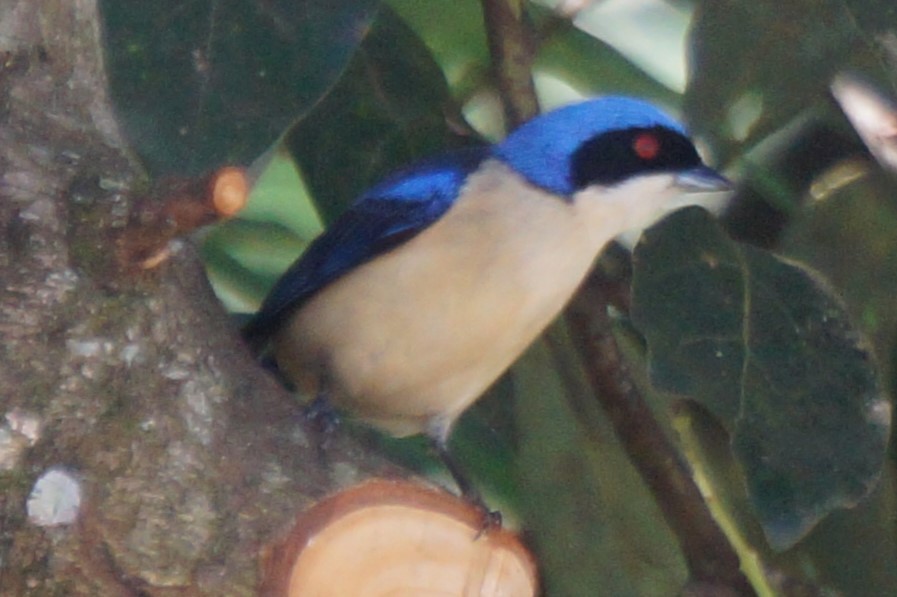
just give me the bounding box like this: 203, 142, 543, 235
566, 272, 755, 596
479, 0, 539, 127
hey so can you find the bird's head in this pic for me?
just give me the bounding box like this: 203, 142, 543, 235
492, 96, 730, 231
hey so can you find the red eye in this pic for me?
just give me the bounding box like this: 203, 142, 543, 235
633, 132, 661, 160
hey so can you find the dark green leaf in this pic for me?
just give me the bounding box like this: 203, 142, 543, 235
387, 0, 489, 98
631, 206, 889, 550
390, 0, 680, 127
286, 6, 468, 224
685, 0, 896, 160
782, 169, 897, 381
513, 327, 686, 596
101, 0, 378, 176
535, 11, 681, 107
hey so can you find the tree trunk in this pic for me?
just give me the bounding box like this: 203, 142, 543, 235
0, 1, 391, 594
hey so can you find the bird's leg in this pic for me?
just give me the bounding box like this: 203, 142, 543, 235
432, 437, 479, 500
428, 425, 502, 530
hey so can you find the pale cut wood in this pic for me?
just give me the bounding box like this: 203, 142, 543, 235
260, 478, 539, 597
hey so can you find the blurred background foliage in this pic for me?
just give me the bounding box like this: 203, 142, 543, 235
101, 0, 897, 594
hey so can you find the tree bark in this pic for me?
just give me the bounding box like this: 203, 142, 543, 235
0, 1, 391, 594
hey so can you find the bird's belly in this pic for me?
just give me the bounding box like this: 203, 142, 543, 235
272, 167, 611, 437
278, 263, 586, 436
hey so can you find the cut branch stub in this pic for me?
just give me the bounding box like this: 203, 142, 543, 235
117, 166, 249, 269
260, 478, 539, 596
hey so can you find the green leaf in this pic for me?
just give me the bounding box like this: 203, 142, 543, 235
536, 20, 680, 108
234, 147, 324, 239
387, 0, 488, 96
513, 326, 686, 596
782, 169, 897, 379
286, 5, 468, 224
389, 0, 680, 125
101, 0, 378, 176
202, 147, 323, 311
631, 206, 889, 550
685, 0, 895, 160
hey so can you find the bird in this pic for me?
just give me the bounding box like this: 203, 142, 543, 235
243, 95, 730, 504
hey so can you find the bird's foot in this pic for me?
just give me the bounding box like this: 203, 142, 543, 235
474, 504, 503, 538
458, 483, 502, 536
302, 393, 341, 469
429, 435, 502, 534
303, 393, 341, 437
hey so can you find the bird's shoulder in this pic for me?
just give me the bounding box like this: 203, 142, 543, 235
242, 147, 490, 346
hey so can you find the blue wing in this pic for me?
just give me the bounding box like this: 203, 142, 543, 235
243, 147, 489, 347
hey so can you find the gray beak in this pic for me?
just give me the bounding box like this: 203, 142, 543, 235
675, 165, 732, 192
